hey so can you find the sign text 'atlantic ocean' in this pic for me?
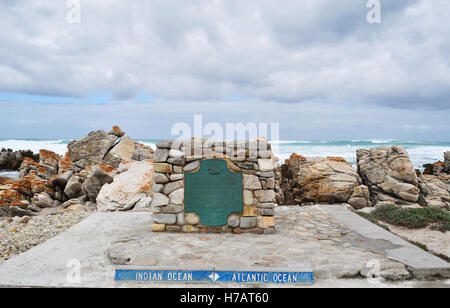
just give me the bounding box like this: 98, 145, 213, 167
115, 269, 314, 285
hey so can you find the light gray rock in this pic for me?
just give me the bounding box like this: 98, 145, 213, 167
256, 203, 275, 209
170, 174, 184, 181
131, 143, 154, 161
156, 141, 172, 149
240, 217, 257, 229
31, 193, 54, 208
254, 190, 276, 203
153, 184, 164, 193
151, 193, 170, 207
169, 188, 184, 205
184, 161, 200, 172
154, 173, 169, 184
153, 213, 177, 224
161, 205, 184, 214
418, 174, 450, 209
96, 160, 154, 212
259, 208, 275, 216
228, 215, 240, 228
357, 146, 419, 206
163, 180, 184, 195
68, 130, 118, 169
154, 149, 169, 163
243, 190, 253, 206
133, 195, 153, 210
64, 175, 84, 199
61, 196, 88, 209
103, 136, 135, 168
167, 158, 185, 166
243, 175, 262, 190
258, 159, 274, 172
169, 149, 185, 159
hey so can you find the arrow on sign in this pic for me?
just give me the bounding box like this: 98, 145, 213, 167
208, 272, 220, 282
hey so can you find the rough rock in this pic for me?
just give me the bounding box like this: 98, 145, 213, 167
357, 146, 420, 206
0, 149, 38, 171
31, 193, 54, 208
131, 143, 154, 161
108, 126, 126, 138
53, 170, 74, 188
68, 130, 118, 169
418, 174, 450, 210
64, 175, 85, 199
348, 185, 372, 209
103, 136, 135, 168
82, 165, 115, 202
281, 155, 363, 205
97, 160, 154, 212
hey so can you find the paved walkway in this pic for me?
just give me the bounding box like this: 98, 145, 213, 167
0, 205, 448, 288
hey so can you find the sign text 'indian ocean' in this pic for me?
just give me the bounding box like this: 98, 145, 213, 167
115, 269, 314, 284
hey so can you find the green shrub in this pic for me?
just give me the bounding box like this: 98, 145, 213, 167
369, 205, 450, 232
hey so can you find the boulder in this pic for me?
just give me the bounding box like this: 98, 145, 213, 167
38, 149, 61, 177
97, 160, 154, 211
131, 143, 154, 161
64, 174, 85, 199
108, 126, 126, 138
31, 192, 55, 208
82, 165, 115, 202
103, 136, 136, 168
0, 149, 38, 171
418, 174, 450, 210
282, 155, 362, 204
53, 170, 74, 188
357, 146, 420, 206
68, 130, 118, 169
348, 185, 372, 209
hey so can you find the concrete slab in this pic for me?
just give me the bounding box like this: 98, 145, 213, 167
0, 206, 448, 288
319, 204, 450, 279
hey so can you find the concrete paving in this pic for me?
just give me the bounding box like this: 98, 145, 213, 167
319, 205, 450, 279
0, 205, 448, 288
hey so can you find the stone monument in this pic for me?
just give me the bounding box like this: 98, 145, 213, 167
151, 138, 277, 234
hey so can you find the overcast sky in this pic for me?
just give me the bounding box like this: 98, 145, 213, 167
0, 0, 449, 140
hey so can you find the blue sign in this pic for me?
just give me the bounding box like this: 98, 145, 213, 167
115, 269, 314, 284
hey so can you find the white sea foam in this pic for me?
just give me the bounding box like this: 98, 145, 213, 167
0, 139, 448, 170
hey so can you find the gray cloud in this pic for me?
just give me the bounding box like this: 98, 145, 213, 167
0, 0, 449, 140
0, 0, 449, 109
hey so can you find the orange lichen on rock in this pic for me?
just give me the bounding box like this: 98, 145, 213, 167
112, 126, 125, 135
0, 199, 8, 206
39, 149, 61, 161
21, 157, 40, 168
59, 152, 72, 171
0, 190, 25, 202
328, 156, 348, 163
98, 164, 116, 173
290, 153, 307, 161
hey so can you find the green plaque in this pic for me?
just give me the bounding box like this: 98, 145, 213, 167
185, 159, 243, 227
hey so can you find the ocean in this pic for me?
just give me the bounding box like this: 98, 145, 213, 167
1, 139, 449, 178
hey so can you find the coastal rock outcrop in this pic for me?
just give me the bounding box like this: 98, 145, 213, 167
418, 174, 450, 210
96, 160, 154, 212
68, 130, 118, 170
103, 136, 135, 168
357, 146, 420, 206
1, 126, 155, 217
0, 149, 39, 171
280, 155, 368, 207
